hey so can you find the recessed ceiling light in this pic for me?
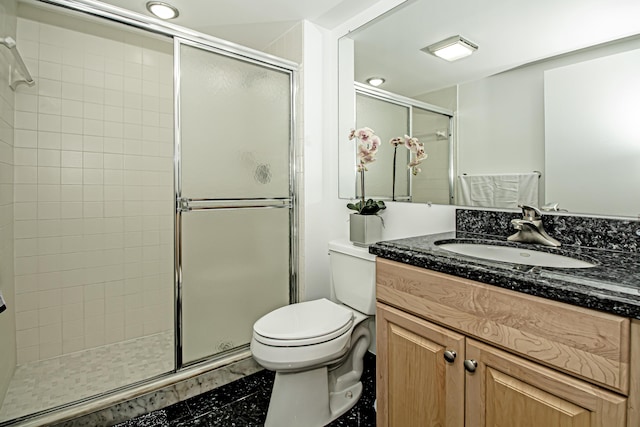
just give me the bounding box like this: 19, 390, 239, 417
422, 35, 478, 62
146, 1, 179, 20
366, 77, 385, 87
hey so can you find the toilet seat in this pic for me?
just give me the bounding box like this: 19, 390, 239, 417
253, 299, 354, 347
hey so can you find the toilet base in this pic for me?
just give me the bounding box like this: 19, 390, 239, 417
263, 322, 371, 427
329, 381, 363, 421
264, 366, 363, 427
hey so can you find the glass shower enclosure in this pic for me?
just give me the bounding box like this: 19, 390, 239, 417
0, 1, 296, 423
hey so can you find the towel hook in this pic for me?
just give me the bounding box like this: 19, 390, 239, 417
0, 36, 36, 90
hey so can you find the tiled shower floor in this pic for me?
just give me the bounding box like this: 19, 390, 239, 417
116, 352, 377, 427
0, 331, 174, 422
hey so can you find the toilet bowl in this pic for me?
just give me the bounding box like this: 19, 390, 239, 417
250, 240, 376, 427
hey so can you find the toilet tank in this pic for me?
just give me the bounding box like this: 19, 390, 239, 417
329, 239, 376, 315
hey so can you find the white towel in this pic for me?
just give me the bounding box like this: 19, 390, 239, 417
458, 173, 539, 208
516, 173, 539, 207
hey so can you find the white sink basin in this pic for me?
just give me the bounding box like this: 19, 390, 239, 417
437, 243, 595, 269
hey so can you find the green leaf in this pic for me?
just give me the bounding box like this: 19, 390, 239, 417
346, 198, 386, 215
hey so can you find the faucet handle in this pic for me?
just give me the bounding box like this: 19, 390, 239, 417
518, 204, 542, 220
541, 202, 560, 212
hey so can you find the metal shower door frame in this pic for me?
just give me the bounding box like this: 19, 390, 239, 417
173, 37, 298, 369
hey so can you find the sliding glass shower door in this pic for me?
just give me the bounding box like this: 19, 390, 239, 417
176, 40, 293, 365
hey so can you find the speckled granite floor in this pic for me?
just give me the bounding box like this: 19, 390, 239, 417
115, 352, 376, 427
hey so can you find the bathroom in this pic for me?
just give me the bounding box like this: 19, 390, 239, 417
1, 0, 639, 426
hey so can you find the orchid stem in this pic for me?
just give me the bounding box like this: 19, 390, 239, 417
392, 146, 397, 202
360, 167, 365, 209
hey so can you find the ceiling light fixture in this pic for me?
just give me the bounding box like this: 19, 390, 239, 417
423, 35, 478, 62
146, 1, 179, 20
366, 77, 385, 87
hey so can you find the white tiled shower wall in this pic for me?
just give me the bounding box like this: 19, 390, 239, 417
12, 6, 174, 364
0, 0, 18, 404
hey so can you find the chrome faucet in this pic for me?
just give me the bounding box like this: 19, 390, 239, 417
507, 204, 561, 247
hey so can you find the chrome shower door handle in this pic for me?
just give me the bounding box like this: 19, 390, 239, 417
178, 197, 191, 212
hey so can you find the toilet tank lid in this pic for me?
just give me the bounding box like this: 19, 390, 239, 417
328, 239, 377, 261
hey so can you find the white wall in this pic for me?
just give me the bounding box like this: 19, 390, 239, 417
301, 0, 457, 302
544, 48, 640, 217
0, 0, 18, 406
303, 21, 335, 301
374, 202, 455, 240
416, 86, 457, 112
457, 67, 545, 199
457, 36, 640, 208
12, 5, 174, 364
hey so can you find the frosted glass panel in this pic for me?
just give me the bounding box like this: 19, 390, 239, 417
355, 94, 410, 199
180, 44, 291, 199
411, 108, 451, 204
181, 208, 290, 364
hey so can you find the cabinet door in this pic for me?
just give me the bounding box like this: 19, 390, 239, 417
465, 339, 627, 427
377, 303, 465, 427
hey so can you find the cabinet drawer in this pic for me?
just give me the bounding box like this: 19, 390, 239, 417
376, 259, 630, 393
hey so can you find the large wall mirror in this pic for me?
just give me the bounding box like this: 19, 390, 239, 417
338, 0, 640, 218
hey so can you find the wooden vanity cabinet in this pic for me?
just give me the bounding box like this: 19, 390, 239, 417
376, 258, 640, 427
465, 338, 626, 427
377, 303, 465, 427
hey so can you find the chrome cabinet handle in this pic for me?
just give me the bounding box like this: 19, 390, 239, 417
443, 350, 457, 363
464, 359, 478, 373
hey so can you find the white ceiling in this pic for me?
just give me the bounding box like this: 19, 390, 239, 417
349, 0, 640, 97
68, 0, 640, 98
94, 0, 373, 51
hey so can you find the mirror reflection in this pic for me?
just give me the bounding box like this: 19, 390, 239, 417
338, 0, 640, 218
352, 87, 453, 204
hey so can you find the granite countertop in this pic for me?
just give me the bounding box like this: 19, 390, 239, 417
370, 231, 640, 319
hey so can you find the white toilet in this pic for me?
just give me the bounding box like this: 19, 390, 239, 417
251, 239, 376, 427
